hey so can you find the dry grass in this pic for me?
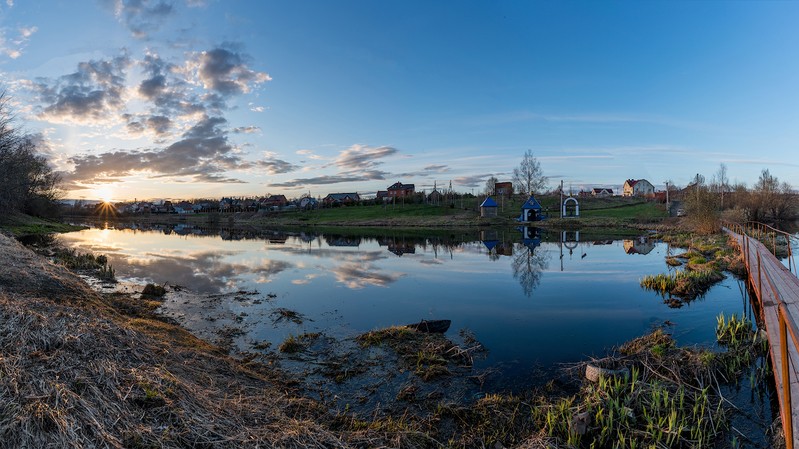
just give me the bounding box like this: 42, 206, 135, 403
0, 233, 358, 448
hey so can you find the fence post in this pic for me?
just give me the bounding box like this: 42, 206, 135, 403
758, 251, 763, 299
780, 306, 794, 449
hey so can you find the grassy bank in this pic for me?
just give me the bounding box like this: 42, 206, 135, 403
77, 196, 670, 230
0, 212, 85, 237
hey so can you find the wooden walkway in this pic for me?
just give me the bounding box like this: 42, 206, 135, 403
727, 227, 799, 447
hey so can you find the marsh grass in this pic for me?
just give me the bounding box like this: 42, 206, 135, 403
52, 247, 116, 282
641, 232, 740, 302
279, 332, 321, 353
356, 326, 482, 382
141, 283, 166, 297
270, 308, 307, 325
641, 269, 725, 300
339, 327, 767, 448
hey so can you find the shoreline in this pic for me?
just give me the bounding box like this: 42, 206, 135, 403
0, 225, 777, 447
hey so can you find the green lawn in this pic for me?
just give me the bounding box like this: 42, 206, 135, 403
0, 213, 85, 236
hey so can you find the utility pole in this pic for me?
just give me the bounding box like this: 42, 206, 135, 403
664, 181, 670, 214
560, 180, 564, 218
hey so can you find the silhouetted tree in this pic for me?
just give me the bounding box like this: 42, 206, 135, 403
0, 92, 61, 217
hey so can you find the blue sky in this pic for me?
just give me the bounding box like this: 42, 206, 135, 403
1, 1, 798, 201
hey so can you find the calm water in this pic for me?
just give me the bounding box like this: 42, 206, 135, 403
59, 224, 752, 386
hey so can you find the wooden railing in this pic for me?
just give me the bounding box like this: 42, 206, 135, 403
725, 220, 796, 275
725, 221, 798, 449
778, 301, 799, 449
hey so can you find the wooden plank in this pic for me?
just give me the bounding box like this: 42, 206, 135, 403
726, 229, 799, 440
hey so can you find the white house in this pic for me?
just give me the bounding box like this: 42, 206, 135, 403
622, 179, 655, 197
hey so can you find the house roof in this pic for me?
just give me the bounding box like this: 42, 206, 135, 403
325, 193, 360, 200
388, 182, 414, 190
521, 196, 542, 210
483, 240, 499, 251
625, 179, 638, 187
480, 197, 498, 208
592, 188, 613, 194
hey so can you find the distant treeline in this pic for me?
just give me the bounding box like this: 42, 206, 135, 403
681, 165, 798, 233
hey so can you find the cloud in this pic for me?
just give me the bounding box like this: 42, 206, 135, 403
137, 52, 209, 119
423, 164, 450, 173
232, 125, 260, 134
0, 25, 38, 59
136, 47, 269, 123
332, 262, 403, 289
185, 47, 271, 96
64, 114, 297, 186
333, 144, 397, 170
249, 104, 265, 112
270, 144, 398, 188
296, 149, 324, 160
454, 175, 488, 188
107, 0, 175, 39
26, 54, 132, 124
269, 171, 387, 188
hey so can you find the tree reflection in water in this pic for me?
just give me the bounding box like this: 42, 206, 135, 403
511, 242, 550, 297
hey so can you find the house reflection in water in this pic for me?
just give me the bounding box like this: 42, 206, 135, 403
388, 241, 416, 256
481, 230, 514, 259
623, 237, 655, 255
324, 235, 362, 247
376, 236, 416, 256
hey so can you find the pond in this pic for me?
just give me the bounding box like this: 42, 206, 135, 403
57, 223, 754, 390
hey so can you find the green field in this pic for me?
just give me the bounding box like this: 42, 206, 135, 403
0, 213, 86, 237
250, 195, 668, 228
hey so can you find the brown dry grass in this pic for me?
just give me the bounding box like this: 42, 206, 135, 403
0, 233, 362, 448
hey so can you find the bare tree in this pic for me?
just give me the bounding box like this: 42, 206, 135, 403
0, 92, 62, 217
714, 163, 728, 209
513, 150, 547, 196
683, 172, 719, 234
484, 175, 498, 196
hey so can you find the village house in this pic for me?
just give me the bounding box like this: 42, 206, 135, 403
480, 197, 498, 218
263, 194, 288, 209
173, 201, 194, 214
494, 182, 513, 198
323, 193, 361, 206
427, 189, 443, 203
592, 188, 613, 197
387, 182, 415, 198
622, 179, 655, 197
299, 196, 318, 210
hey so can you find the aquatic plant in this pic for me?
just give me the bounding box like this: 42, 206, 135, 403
715, 313, 753, 346
98, 263, 115, 282
640, 269, 725, 300
141, 283, 166, 297
270, 308, 306, 325
278, 332, 320, 353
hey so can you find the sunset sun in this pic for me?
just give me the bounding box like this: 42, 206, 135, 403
96, 187, 114, 203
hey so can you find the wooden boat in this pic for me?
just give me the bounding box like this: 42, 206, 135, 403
405, 319, 451, 333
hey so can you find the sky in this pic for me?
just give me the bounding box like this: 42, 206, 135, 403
1, 1, 799, 202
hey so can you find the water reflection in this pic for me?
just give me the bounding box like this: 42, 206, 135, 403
62, 222, 661, 298
57, 222, 750, 394
511, 242, 550, 296
624, 237, 656, 255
